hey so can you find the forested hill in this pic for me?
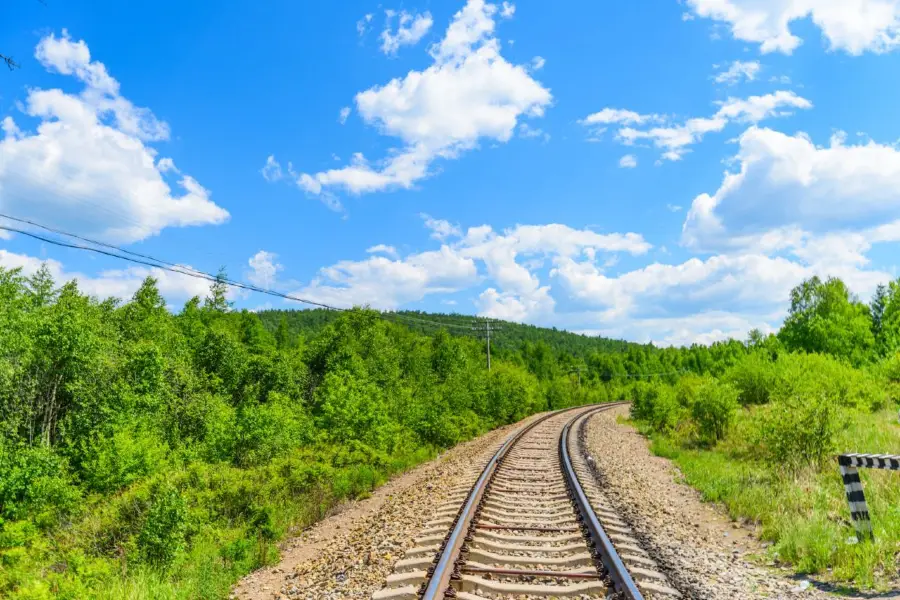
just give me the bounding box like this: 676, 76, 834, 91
256, 308, 635, 358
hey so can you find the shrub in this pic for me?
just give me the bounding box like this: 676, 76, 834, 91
776, 352, 886, 412
691, 380, 739, 443
81, 425, 169, 493
137, 482, 188, 569
631, 382, 683, 433
725, 351, 778, 406
674, 373, 705, 408
0, 443, 81, 524
759, 390, 843, 471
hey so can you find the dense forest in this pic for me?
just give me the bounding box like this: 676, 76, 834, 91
1, 264, 899, 597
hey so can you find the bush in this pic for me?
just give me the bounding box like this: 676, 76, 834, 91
631, 382, 683, 433
759, 391, 843, 471
0, 443, 81, 524
691, 380, 739, 443
137, 482, 188, 569
81, 425, 169, 493
725, 351, 777, 406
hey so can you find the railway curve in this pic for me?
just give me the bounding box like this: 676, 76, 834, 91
371, 403, 682, 600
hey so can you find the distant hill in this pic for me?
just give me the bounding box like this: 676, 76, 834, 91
255, 308, 636, 358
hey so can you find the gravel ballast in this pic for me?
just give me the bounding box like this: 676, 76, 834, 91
231, 416, 541, 600
582, 405, 850, 600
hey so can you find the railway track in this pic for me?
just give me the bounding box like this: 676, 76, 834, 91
372, 403, 681, 600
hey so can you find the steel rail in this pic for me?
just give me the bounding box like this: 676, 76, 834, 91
420, 402, 630, 600
419, 406, 577, 599
560, 406, 644, 600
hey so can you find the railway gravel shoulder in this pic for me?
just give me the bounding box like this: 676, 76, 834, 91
581, 405, 837, 600
231, 415, 545, 600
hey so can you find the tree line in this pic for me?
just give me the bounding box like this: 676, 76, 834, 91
1, 265, 898, 596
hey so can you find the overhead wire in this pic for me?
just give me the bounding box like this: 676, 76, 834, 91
0, 217, 704, 379
0, 216, 482, 331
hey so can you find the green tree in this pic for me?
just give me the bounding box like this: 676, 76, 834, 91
275, 316, 291, 350
26, 263, 57, 308
204, 267, 231, 313
876, 279, 900, 356
779, 276, 874, 365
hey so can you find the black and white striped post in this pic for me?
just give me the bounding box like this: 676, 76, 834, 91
837, 453, 900, 542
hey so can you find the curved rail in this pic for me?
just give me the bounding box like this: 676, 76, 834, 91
420, 405, 583, 598
421, 402, 636, 600
560, 407, 644, 600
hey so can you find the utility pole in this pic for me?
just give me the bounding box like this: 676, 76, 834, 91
568, 367, 583, 388
472, 320, 502, 371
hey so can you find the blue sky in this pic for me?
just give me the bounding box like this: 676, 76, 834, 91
4, 0, 900, 345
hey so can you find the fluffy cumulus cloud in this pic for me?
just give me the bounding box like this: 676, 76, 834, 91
687, 0, 900, 55
286, 192, 900, 344
0, 31, 228, 243
619, 154, 637, 168
294, 220, 651, 322
421, 213, 463, 240
247, 250, 283, 288
380, 9, 434, 55
683, 127, 900, 251
713, 60, 761, 84
278, 0, 551, 203
294, 246, 479, 309
584, 91, 811, 161
587, 312, 780, 348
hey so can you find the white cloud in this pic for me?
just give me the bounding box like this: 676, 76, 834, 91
261, 155, 283, 182
284, 206, 895, 344
531, 56, 545, 70
683, 127, 900, 251
619, 154, 637, 168
157, 157, 177, 173
0, 31, 228, 244
357, 13, 374, 37
667, 203, 683, 212
381, 9, 434, 55
294, 0, 552, 200
293, 220, 650, 321
247, 250, 282, 288
366, 244, 399, 258
518, 123, 549, 140
591, 90, 811, 161
686, 0, 900, 55
477, 286, 553, 322
294, 246, 479, 309
500, 2, 516, 18
713, 60, 760, 84
421, 213, 462, 240
338, 106, 351, 124
580, 108, 662, 126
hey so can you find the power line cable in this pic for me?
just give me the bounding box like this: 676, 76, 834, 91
0, 219, 482, 331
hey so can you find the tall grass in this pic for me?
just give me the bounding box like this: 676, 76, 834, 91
649, 408, 900, 589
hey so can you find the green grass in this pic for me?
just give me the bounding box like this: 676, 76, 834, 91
646, 408, 900, 589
